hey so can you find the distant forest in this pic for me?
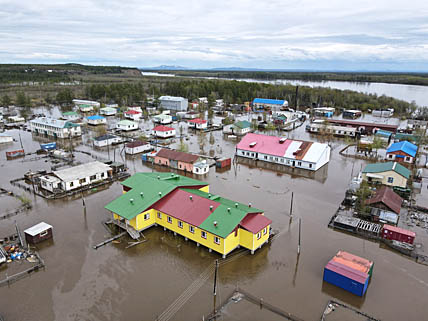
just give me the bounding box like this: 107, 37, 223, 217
150, 70, 428, 87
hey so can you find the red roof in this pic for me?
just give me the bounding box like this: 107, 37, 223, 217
236, 133, 293, 157
325, 260, 368, 284
125, 110, 141, 114
365, 186, 403, 214
240, 213, 272, 233
153, 125, 174, 132
156, 148, 199, 163
153, 189, 220, 226
382, 224, 416, 237
188, 118, 207, 124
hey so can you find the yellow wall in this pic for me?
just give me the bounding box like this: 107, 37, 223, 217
224, 228, 240, 255
199, 185, 209, 193
239, 228, 255, 250
363, 171, 408, 188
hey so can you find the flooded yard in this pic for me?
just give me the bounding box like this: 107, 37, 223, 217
1, 108, 428, 321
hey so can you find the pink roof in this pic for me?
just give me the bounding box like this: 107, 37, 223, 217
236, 133, 293, 157
240, 213, 272, 233
325, 260, 368, 284
153, 125, 174, 132
153, 189, 220, 226
332, 251, 373, 273
188, 118, 207, 124
382, 224, 416, 237
125, 110, 141, 114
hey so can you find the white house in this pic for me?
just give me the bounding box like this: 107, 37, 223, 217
252, 98, 288, 111
78, 104, 94, 112
184, 111, 199, 119
188, 118, 207, 130
306, 123, 357, 137
61, 111, 80, 121
125, 140, 152, 155
116, 120, 138, 131
39, 175, 62, 193
127, 106, 143, 113
159, 96, 188, 111
72, 99, 100, 108
152, 125, 176, 138
236, 133, 330, 171
99, 107, 117, 116
93, 134, 122, 147
45, 161, 112, 192
87, 115, 107, 126
193, 160, 210, 175
30, 117, 82, 138
223, 120, 252, 136
153, 113, 173, 124
124, 110, 142, 121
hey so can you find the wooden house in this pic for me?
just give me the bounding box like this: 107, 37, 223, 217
386, 141, 417, 164
154, 148, 199, 172
24, 222, 53, 244
362, 162, 410, 188
104, 172, 272, 257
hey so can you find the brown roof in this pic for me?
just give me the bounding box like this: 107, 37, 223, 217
126, 140, 147, 148
365, 186, 403, 214
156, 148, 199, 163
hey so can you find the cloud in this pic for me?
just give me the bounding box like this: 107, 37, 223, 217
0, 0, 428, 70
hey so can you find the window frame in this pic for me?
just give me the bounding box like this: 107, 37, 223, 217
214, 236, 220, 245
201, 231, 207, 239
167, 216, 172, 224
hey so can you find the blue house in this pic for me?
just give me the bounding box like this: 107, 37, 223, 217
87, 115, 106, 125
386, 141, 418, 164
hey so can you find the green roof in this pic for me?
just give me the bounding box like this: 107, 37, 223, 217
63, 111, 78, 116
79, 104, 92, 108
182, 188, 262, 238
234, 120, 251, 129
105, 173, 207, 220
363, 162, 410, 179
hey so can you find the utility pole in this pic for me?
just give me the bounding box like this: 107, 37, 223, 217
290, 192, 294, 218
297, 218, 302, 255
213, 259, 219, 296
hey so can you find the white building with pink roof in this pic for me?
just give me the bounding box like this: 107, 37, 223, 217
236, 133, 330, 171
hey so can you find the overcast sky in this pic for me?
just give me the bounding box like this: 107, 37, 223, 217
1, 0, 428, 71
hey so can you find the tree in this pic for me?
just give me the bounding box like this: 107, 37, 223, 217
56, 88, 74, 106
371, 137, 385, 156
209, 132, 215, 145
355, 182, 371, 218
16, 91, 27, 107
2, 94, 11, 107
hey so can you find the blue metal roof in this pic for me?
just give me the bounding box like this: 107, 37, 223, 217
375, 129, 392, 138
87, 115, 105, 120
387, 141, 417, 157
252, 98, 286, 105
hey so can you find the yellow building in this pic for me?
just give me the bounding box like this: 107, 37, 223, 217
362, 162, 410, 188
105, 172, 272, 258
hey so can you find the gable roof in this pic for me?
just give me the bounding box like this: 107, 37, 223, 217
365, 186, 403, 214
54, 161, 111, 182
105, 173, 208, 220
117, 120, 137, 126
94, 134, 117, 141
153, 125, 174, 132
63, 111, 79, 116
125, 110, 141, 115
240, 213, 272, 233
156, 148, 199, 163
87, 115, 105, 120
126, 140, 148, 148
234, 120, 251, 129
375, 129, 393, 138
363, 162, 410, 179
387, 141, 417, 157
188, 118, 207, 124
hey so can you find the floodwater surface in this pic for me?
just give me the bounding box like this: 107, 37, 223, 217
0, 109, 428, 321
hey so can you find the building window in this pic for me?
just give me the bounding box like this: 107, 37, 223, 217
90, 175, 96, 180
167, 216, 172, 223
263, 227, 267, 235
309, 164, 313, 169
79, 178, 86, 184
178, 221, 183, 228
298, 161, 302, 166
144, 213, 150, 220
157, 212, 162, 219
405, 156, 411, 162
189, 226, 195, 233
39, 230, 48, 237
70, 182, 74, 187
388, 154, 394, 159
275, 157, 278, 162
201, 231, 207, 239
257, 232, 261, 239
264, 156, 267, 160
214, 236, 220, 244
101, 172, 105, 178
387, 177, 394, 183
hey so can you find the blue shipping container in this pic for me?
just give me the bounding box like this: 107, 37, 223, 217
323, 262, 369, 297
40, 142, 57, 151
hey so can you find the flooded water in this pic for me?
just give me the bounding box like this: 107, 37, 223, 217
1, 107, 428, 321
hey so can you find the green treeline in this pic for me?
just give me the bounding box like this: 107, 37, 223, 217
153, 70, 428, 86
83, 78, 414, 114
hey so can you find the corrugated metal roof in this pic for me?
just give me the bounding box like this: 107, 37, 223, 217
362, 162, 410, 179
365, 186, 403, 214
253, 98, 286, 105
325, 260, 368, 284
234, 120, 251, 129
94, 134, 117, 141
153, 189, 220, 226
54, 161, 111, 182
387, 141, 417, 157
188, 118, 207, 124
156, 148, 199, 163
87, 115, 105, 120
125, 110, 141, 114
126, 140, 148, 148
24, 222, 53, 236
117, 120, 137, 126
240, 213, 272, 233
375, 129, 393, 138
331, 251, 373, 274
159, 96, 187, 102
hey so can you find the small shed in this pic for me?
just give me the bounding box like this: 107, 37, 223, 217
365, 186, 403, 214
40, 142, 57, 151
24, 222, 53, 244
216, 158, 232, 168
382, 224, 415, 244
323, 251, 373, 297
